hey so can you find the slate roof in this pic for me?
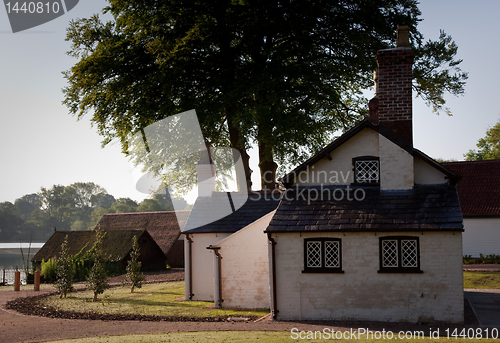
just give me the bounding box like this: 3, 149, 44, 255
95, 211, 190, 256
265, 185, 463, 233
442, 160, 500, 217
32, 230, 150, 262
281, 119, 460, 187
183, 191, 282, 233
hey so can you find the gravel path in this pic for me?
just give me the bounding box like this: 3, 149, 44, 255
0, 269, 481, 343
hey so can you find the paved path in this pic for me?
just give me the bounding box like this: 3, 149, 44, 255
465, 289, 500, 328
463, 264, 500, 272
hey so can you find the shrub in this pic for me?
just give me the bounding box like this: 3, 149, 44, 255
55, 234, 74, 298
41, 259, 57, 281
124, 236, 145, 293
86, 230, 109, 302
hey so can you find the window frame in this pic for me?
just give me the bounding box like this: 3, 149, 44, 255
352, 156, 380, 186
302, 238, 344, 273
378, 236, 422, 273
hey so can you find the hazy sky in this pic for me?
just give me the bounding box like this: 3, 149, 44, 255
1, 1, 499, 204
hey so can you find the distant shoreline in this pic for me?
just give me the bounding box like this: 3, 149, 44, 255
0, 248, 41, 255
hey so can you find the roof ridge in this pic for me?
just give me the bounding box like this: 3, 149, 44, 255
103, 210, 191, 216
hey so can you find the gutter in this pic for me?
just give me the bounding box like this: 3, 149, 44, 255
267, 232, 278, 319
207, 245, 222, 308
185, 234, 194, 300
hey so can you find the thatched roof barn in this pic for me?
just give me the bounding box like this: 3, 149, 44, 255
31, 230, 166, 270
95, 211, 190, 267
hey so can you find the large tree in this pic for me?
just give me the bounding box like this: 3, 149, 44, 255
63, 0, 467, 190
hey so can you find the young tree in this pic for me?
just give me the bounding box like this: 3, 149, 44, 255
55, 234, 74, 298
465, 119, 500, 161
64, 1, 468, 189
87, 230, 109, 302
125, 236, 145, 293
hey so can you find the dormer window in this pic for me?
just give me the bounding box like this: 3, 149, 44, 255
353, 156, 380, 185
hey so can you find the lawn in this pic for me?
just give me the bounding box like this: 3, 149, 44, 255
38, 281, 268, 319
463, 271, 500, 289
44, 331, 500, 343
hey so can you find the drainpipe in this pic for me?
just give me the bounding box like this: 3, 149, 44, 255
185, 234, 194, 300
207, 245, 222, 308
267, 232, 278, 319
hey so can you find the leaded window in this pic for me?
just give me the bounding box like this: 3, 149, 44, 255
303, 238, 343, 273
353, 156, 380, 185
379, 236, 422, 273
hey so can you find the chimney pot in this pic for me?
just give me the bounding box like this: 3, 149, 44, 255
396, 25, 410, 48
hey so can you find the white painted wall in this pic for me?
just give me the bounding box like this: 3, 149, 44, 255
379, 135, 414, 190
187, 232, 232, 301
215, 211, 275, 309
463, 217, 500, 257
271, 231, 463, 323
414, 157, 447, 185
294, 128, 379, 186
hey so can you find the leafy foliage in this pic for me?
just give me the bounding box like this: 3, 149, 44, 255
41, 258, 57, 281
86, 230, 109, 302
124, 235, 145, 293
54, 235, 75, 298
465, 119, 500, 160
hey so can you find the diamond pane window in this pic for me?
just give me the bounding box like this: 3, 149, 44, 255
382, 240, 398, 267
353, 157, 380, 184
379, 237, 421, 273
325, 241, 340, 267
401, 240, 418, 267
303, 238, 343, 273
306, 241, 322, 268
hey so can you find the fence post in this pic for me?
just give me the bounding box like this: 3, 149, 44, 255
34, 270, 40, 291
2, 269, 5, 285
14, 268, 20, 291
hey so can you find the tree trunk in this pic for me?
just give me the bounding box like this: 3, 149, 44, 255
131, 284, 135, 293
258, 140, 277, 190
93, 293, 98, 302
227, 123, 252, 191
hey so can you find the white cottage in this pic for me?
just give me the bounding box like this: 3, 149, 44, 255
183, 26, 464, 323
264, 27, 464, 323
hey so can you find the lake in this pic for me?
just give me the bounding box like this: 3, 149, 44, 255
0, 243, 44, 270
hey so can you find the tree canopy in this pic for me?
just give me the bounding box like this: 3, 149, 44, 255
63, 0, 468, 190
465, 119, 500, 161
0, 182, 188, 243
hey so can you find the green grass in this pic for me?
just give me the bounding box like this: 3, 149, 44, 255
38, 281, 268, 319
464, 271, 500, 289
44, 331, 500, 343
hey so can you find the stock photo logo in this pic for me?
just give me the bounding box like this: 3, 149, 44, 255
129, 110, 248, 231
3, 0, 78, 33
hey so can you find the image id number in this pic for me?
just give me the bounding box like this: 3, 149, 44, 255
5, 2, 60, 14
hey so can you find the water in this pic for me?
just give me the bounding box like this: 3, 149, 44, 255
0, 244, 43, 270
0, 244, 43, 285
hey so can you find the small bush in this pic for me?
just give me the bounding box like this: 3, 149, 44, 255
87, 230, 109, 302
124, 236, 145, 293
55, 234, 74, 298
41, 259, 57, 281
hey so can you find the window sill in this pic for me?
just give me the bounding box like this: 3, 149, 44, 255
302, 269, 344, 274
351, 182, 380, 187
378, 269, 423, 274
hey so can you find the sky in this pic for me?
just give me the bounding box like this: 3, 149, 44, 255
1, 1, 499, 205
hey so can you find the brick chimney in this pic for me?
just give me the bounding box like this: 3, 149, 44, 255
370, 25, 414, 145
